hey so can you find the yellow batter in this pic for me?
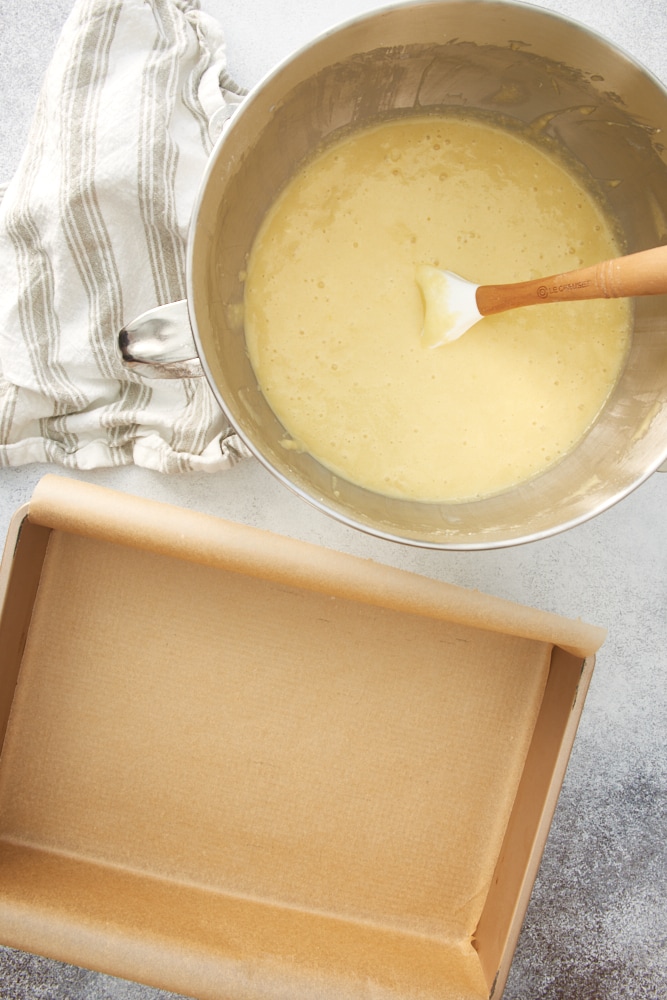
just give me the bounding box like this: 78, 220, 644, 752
243, 115, 631, 502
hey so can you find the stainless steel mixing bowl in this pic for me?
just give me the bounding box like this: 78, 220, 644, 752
124, 0, 667, 548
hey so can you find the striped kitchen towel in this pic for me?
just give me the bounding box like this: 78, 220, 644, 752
0, 0, 251, 472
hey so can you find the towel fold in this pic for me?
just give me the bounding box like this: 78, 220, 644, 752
0, 0, 251, 472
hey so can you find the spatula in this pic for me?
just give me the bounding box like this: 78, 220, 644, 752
416, 244, 667, 348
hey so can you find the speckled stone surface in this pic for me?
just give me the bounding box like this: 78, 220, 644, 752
0, 1, 666, 998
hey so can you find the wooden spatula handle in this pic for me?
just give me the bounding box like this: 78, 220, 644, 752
477, 244, 667, 317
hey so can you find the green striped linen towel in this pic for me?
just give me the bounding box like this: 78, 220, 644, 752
0, 0, 251, 472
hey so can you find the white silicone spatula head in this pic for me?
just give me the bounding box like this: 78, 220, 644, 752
415, 265, 481, 347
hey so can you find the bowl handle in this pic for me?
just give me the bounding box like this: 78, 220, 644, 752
118, 300, 204, 379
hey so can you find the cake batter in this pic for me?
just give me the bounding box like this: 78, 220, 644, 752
243, 115, 630, 501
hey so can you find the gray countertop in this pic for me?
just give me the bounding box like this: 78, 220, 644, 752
0, 1, 665, 998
